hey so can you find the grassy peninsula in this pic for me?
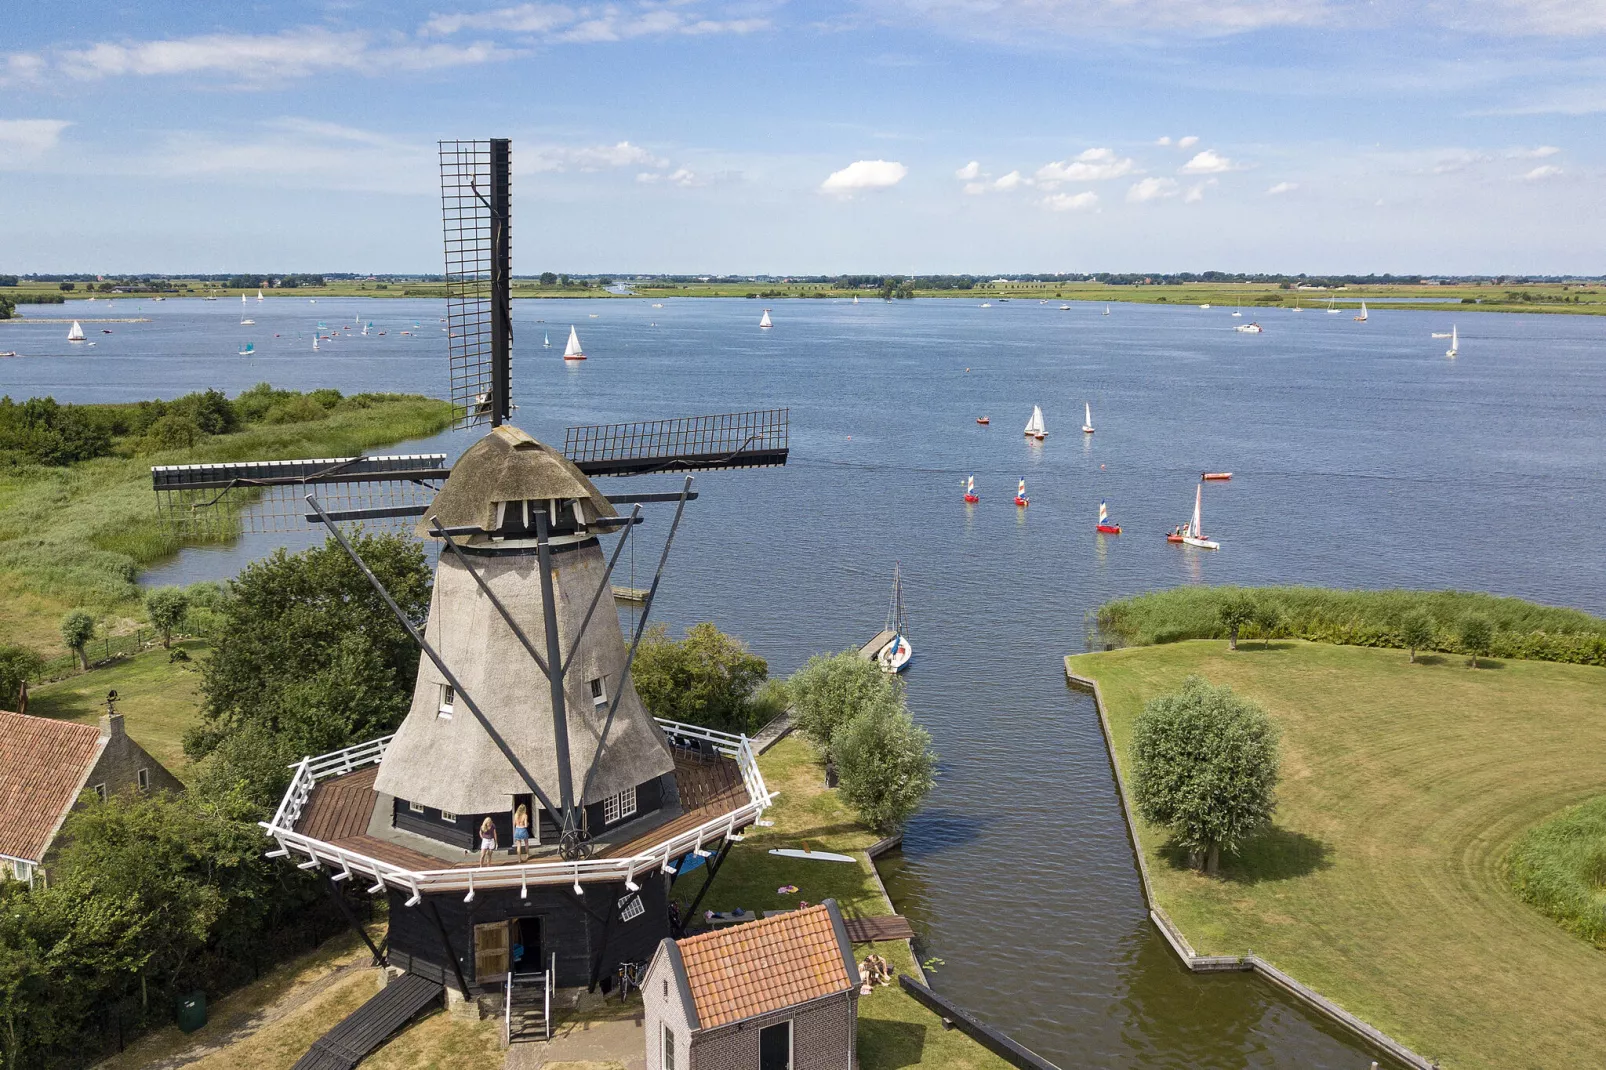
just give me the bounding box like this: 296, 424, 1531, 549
0, 386, 453, 657
1069, 639, 1606, 1070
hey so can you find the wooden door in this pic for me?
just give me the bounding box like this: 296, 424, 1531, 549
474, 921, 509, 980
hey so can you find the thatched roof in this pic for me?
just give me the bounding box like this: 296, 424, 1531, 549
415, 424, 615, 537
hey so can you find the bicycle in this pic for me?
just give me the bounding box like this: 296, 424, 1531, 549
616, 960, 645, 1002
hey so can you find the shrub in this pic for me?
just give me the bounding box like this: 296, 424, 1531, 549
832, 695, 937, 835
1400, 610, 1434, 663
0, 644, 43, 708
1131, 676, 1281, 874
1508, 796, 1606, 948
1217, 594, 1256, 651
141, 412, 204, 452
60, 610, 95, 670
788, 651, 901, 757
262, 395, 326, 425
1459, 614, 1494, 668
145, 587, 190, 649
630, 622, 770, 735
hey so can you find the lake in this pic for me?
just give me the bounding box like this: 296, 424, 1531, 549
7, 295, 1605, 1067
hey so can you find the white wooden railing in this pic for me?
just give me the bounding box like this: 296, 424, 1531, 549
260, 720, 772, 896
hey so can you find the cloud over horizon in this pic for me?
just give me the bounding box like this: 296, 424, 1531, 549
822, 159, 908, 195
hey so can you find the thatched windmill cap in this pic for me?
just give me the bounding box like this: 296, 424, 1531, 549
416, 424, 616, 536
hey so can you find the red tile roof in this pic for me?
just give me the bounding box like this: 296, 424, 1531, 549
0, 711, 105, 863
676, 902, 856, 1030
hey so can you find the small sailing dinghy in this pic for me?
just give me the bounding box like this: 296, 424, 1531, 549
257, 289, 264, 301
238, 342, 255, 357
542, 332, 551, 349
1014, 479, 1030, 507
877, 564, 912, 673
312, 336, 319, 351
1327, 296, 1339, 314
1059, 303, 1072, 311
963, 475, 979, 504
1445, 324, 1458, 358
976, 416, 990, 425
563, 325, 586, 361
1024, 405, 1046, 440
241, 295, 255, 324
1097, 499, 1121, 534
768, 848, 856, 864
1353, 301, 1368, 322
1082, 402, 1095, 434
1103, 304, 1110, 315
1181, 484, 1219, 549
759, 309, 773, 329
67, 321, 86, 342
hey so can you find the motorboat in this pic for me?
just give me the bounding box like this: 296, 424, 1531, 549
1235, 322, 1263, 333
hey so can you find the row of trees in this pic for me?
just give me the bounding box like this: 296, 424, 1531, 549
1214, 593, 1499, 666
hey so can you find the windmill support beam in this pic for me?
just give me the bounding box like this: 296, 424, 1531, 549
559, 503, 642, 679
325, 872, 386, 966
680, 840, 734, 925
426, 899, 472, 1002
534, 510, 580, 839
430, 517, 550, 679
578, 477, 694, 806
488, 137, 512, 427
587, 891, 625, 992
306, 494, 563, 820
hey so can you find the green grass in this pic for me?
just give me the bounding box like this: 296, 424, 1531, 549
0, 394, 452, 657
25, 639, 208, 776
1096, 585, 1606, 666
1509, 796, 1606, 948
1069, 639, 1606, 1070
675, 734, 1012, 1070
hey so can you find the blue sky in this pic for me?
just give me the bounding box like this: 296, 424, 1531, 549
2, 1, 1602, 274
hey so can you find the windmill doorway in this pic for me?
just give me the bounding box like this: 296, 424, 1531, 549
512, 916, 543, 976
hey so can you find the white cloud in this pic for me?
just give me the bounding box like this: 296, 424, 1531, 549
1036, 147, 1139, 185
1184, 181, 1209, 203
1265, 181, 1299, 194
1523, 164, 1563, 180
0, 119, 71, 163
993, 170, 1025, 190
1180, 149, 1237, 173
875, 0, 1328, 39
955, 160, 981, 180
527, 140, 666, 172
1509, 145, 1561, 158
638, 166, 706, 187
424, 4, 769, 41
1177, 135, 1200, 149
1155, 136, 1172, 146
1043, 190, 1098, 211
124, 119, 436, 194
1127, 176, 1179, 202
821, 159, 907, 196
963, 181, 987, 195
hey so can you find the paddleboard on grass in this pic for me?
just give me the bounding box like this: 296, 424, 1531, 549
769, 848, 856, 863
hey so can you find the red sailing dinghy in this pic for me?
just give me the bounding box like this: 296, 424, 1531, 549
963, 475, 980, 504
1096, 499, 1121, 534
1014, 479, 1030, 507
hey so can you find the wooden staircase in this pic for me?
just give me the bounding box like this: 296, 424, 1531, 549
502, 964, 554, 1045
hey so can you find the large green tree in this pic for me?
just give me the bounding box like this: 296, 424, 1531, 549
630, 622, 770, 734
0, 645, 42, 710
189, 533, 430, 798
1131, 676, 1281, 874
832, 693, 938, 835
787, 651, 902, 758
144, 588, 189, 649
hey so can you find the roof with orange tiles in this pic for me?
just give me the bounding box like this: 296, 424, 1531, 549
669, 899, 858, 1031
0, 711, 106, 863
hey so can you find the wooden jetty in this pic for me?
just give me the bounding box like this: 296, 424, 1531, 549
859, 628, 895, 662
611, 585, 650, 605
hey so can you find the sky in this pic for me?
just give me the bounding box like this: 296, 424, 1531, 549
2, 1, 1603, 275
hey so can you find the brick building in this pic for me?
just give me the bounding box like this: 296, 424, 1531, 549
643, 899, 860, 1070
0, 709, 183, 885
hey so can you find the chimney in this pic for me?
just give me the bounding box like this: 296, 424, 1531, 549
99, 712, 125, 740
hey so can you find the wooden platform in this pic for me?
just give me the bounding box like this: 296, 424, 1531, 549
859, 629, 895, 661
843, 914, 916, 943
291, 972, 442, 1070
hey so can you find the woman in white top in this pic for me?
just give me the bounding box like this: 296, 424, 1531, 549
478, 817, 498, 865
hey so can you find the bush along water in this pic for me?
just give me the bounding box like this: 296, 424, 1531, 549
1096, 586, 1606, 667
1508, 796, 1606, 948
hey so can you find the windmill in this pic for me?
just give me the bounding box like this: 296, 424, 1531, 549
152, 139, 788, 1008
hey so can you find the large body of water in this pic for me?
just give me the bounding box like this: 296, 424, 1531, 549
7, 296, 1606, 1068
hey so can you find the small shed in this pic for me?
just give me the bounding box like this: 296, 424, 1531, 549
0, 710, 183, 885
643, 899, 860, 1070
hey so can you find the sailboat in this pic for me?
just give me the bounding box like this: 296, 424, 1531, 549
67, 321, 86, 342
1024, 405, 1046, 440
1014, 479, 1030, 507
759, 309, 773, 329
963, 475, 979, 504
312, 336, 319, 351
542, 332, 551, 349
1097, 499, 1121, 534
240, 294, 254, 325
1081, 402, 1095, 434
1353, 301, 1368, 322
1326, 296, 1339, 314
1180, 484, 1219, 549
257, 289, 264, 301
238, 342, 255, 357
852, 295, 859, 304
1059, 303, 1072, 311
361, 322, 371, 336
1103, 305, 1110, 316
877, 564, 912, 673
563, 325, 586, 361
1232, 302, 1243, 317
1445, 324, 1458, 358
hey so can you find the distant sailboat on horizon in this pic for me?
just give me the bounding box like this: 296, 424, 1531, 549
759, 308, 773, 329
1354, 301, 1369, 322
542, 332, 551, 348
563, 325, 586, 361
67, 321, 86, 342
240, 294, 254, 325
257, 289, 264, 301
1446, 324, 1458, 358
1024, 405, 1046, 440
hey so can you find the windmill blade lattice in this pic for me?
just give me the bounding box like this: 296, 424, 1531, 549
440, 138, 511, 428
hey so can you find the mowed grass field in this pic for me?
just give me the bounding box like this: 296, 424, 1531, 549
1068, 640, 1606, 1070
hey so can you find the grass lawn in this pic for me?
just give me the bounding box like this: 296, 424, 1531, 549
671, 734, 1013, 1070
1068, 639, 1606, 1070
26, 640, 208, 777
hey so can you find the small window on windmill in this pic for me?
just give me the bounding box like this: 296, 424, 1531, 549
438, 684, 455, 719
409, 799, 426, 814
589, 676, 607, 707
441, 809, 457, 823
603, 786, 637, 825
617, 893, 645, 923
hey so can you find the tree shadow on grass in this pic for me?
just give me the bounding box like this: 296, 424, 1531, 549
856, 1017, 927, 1068
1234, 641, 1298, 654
1157, 826, 1334, 885
1413, 654, 1447, 666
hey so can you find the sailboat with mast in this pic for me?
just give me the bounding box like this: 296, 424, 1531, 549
257, 289, 264, 301
963, 475, 979, 504
1327, 295, 1339, 314
1024, 405, 1046, 440
542, 332, 551, 349
1081, 402, 1095, 434
877, 564, 912, 673
240, 294, 254, 325
1097, 499, 1121, 534
1445, 324, 1458, 358
1014, 479, 1030, 507
1354, 301, 1369, 322
562, 325, 586, 361
1180, 484, 1219, 549
67, 321, 86, 343
759, 309, 773, 329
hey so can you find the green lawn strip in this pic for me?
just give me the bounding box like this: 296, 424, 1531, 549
25, 639, 208, 777
1508, 795, 1606, 948
1069, 640, 1606, 1070
672, 734, 1011, 1070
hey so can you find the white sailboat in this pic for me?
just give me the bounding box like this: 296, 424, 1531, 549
67, 321, 86, 342
563, 325, 586, 361
877, 563, 912, 674
1024, 405, 1046, 440
312, 335, 320, 351
1353, 301, 1368, 322
238, 342, 255, 357
1181, 484, 1219, 549
852, 295, 859, 304
542, 332, 551, 349
1103, 304, 1110, 315
257, 289, 264, 301
1081, 402, 1095, 434
1232, 302, 1243, 317
759, 309, 773, 329
1326, 295, 1339, 314
1445, 324, 1458, 358
240, 294, 254, 325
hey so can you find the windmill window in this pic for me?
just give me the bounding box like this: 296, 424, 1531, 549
137, 768, 150, 790
438, 684, 455, 718
589, 677, 607, 707
440, 810, 457, 823
409, 800, 426, 814
603, 786, 637, 825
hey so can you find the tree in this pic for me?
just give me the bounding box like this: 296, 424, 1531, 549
0, 645, 42, 710
1217, 593, 1257, 651
0, 295, 13, 321
1131, 676, 1281, 874
1251, 601, 1283, 649
144, 588, 190, 649
1460, 614, 1494, 668
190, 533, 430, 767
832, 695, 937, 835
1400, 610, 1434, 663
630, 622, 770, 734
60, 611, 95, 671
788, 651, 902, 758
